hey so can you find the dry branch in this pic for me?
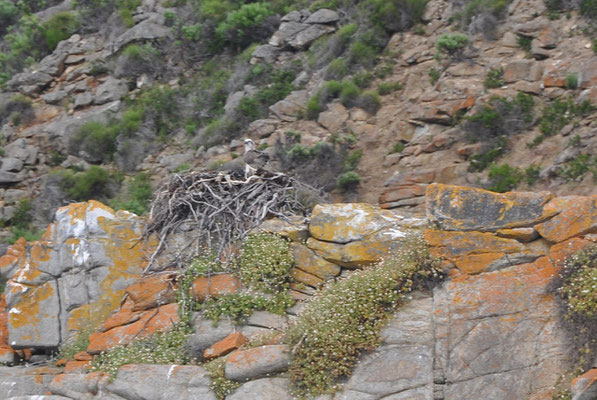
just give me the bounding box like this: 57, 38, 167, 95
142, 169, 319, 273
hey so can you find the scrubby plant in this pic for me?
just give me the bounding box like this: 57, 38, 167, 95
2, 199, 43, 245
487, 163, 523, 192
70, 121, 117, 163
108, 173, 153, 215
0, 1, 19, 35
378, 81, 402, 95
287, 235, 443, 397
553, 245, 597, 372
530, 98, 595, 146
54, 166, 116, 202
91, 323, 192, 378
0, 94, 34, 127
215, 2, 276, 50
57, 329, 92, 361
517, 34, 532, 54
565, 72, 578, 89
435, 33, 470, 58
355, 90, 381, 114
352, 71, 374, 89
325, 58, 349, 80
389, 142, 405, 154
365, 0, 429, 33
42, 11, 80, 50
203, 291, 294, 323
484, 67, 504, 89
204, 357, 241, 399
557, 153, 597, 181
337, 170, 361, 190
524, 164, 541, 185
428, 67, 441, 84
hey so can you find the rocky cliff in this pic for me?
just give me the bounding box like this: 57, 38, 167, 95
0, 183, 594, 399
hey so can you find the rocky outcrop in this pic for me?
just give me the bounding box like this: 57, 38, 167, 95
0, 201, 152, 349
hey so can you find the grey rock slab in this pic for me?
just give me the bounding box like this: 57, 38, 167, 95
102, 364, 217, 400
186, 315, 235, 360
74, 92, 94, 109
109, 19, 171, 54
246, 311, 288, 330
227, 377, 295, 400
6, 71, 53, 91
0, 157, 24, 172
343, 345, 433, 397
4, 139, 38, 164
281, 10, 306, 22
269, 21, 309, 47
251, 44, 281, 64
38, 52, 68, 77
94, 77, 129, 105
0, 171, 26, 183
6, 396, 73, 400
380, 295, 433, 346
225, 345, 291, 381
0, 366, 61, 399
288, 24, 335, 49
426, 183, 553, 231
304, 9, 340, 24
42, 89, 68, 104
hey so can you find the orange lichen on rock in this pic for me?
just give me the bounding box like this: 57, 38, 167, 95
87, 303, 179, 354
192, 274, 241, 302
126, 272, 177, 311
535, 195, 597, 243
64, 360, 92, 373
548, 237, 592, 269
204, 332, 248, 361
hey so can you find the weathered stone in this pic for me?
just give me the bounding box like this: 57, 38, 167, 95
269, 22, 309, 47
304, 8, 339, 24
425, 229, 538, 274
109, 20, 172, 54
0, 366, 61, 398
380, 184, 428, 204
258, 216, 309, 241
6, 71, 53, 92
291, 267, 324, 287
0, 157, 24, 172
228, 377, 295, 400
0, 171, 26, 183
104, 364, 216, 400
191, 274, 241, 301
572, 369, 597, 400
291, 242, 341, 280
251, 44, 281, 64
318, 103, 348, 132
269, 90, 309, 121
503, 59, 539, 82
186, 315, 235, 360
4, 139, 38, 165
94, 77, 129, 105
126, 272, 177, 311
535, 195, 597, 242
225, 345, 290, 381
246, 311, 288, 330
204, 332, 248, 360
74, 92, 94, 109
496, 227, 539, 242
288, 24, 336, 49
426, 183, 554, 231
64, 360, 91, 373
434, 257, 568, 400
87, 303, 178, 354
42, 89, 68, 104
310, 203, 408, 243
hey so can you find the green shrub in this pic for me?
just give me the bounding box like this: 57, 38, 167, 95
42, 11, 80, 51
58, 329, 92, 361
352, 71, 374, 88
484, 67, 504, 89
593, 38, 597, 53
91, 323, 192, 378
453, 0, 508, 38
108, 173, 153, 215
557, 153, 597, 181
378, 81, 402, 95
306, 96, 324, 120
531, 98, 595, 146
0, 94, 34, 127
4, 227, 42, 245
580, 0, 597, 18
429, 67, 441, 84
287, 235, 443, 397
349, 41, 379, 67
435, 33, 470, 56
203, 292, 294, 323
389, 142, 405, 154
337, 171, 361, 190
0, 15, 44, 84
2, 198, 42, 245
366, 0, 428, 33
56, 166, 115, 201
566, 72, 578, 89
239, 233, 293, 292
204, 357, 241, 400
339, 81, 361, 107
487, 163, 523, 192
215, 2, 275, 49
524, 164, 541, 185
554, 245, 597, 372
71, 121, 118, 163
517, 35, 532, 53
0, 1, 19, 35
355, 90, 382, 114
325, 58, 349, 80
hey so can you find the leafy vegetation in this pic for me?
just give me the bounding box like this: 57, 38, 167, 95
1, 199, 42, 245
435, 33, 470, 58
484, 67, 505, 89
204, 357, 241, 399
57, 329, 92, 361
53, 166, 117, 202
286, 235, 443, 397
487, 163, 524, 192
529, 98, 595, 147
452, 0, 509, 38
108, 173, 153, 215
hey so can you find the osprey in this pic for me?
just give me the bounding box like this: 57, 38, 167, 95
243, 138, 269, 176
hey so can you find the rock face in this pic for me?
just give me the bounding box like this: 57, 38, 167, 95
0, 201, 152, 349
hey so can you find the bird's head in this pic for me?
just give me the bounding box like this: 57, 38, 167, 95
244, 138, 256, 152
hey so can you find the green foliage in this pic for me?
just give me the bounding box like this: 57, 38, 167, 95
2, 199, 42, 245
487, 163, 523, 192
378, 81, 402, 95
42, 11, 80, 50
484, 67, 505, 89
531, 98, 595, 146
566, 72, 578, 89
88, 62, 110, 76
58, 329, 92, 361
72, 121, 118, 163
204, 357, 241, 400
348, 41, 379, 67
239, 69, 296, 120
557, 153, 597, 181
0, 15, 44, 84
0, 276, 6, 296
581, 0, 597, 18
435, 33, 470, 56
352, 71, 374, 89
108, 173, 153, 215
524, 164, 541, 185
325, 58, 349, 80
287, 235, 443, 397
173, 163, 191, 174
389, 142, 405, 154
239, 233, 294, 292
0, 94, 34, 127
454, 0, 508, 31
91, 323, 192, 378
517, 35, 532, 53
344, 149, 363, 172
337, 170, 361, 190
56, 166, 115, 201
365, 0, 429, 33
339, 80, 360, 107
429, 67, 441, 84
203, 292, 294, 323
554, 245, 597, 371
0, 1, 19, 35
355, 90, 381, 114
306, 96, 324, 120
215, 2, 274, 49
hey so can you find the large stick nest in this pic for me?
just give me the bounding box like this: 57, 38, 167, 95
142, 169, 320, 272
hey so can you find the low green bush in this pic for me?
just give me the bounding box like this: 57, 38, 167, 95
355, 90, 381, 114
0, 1, 19, 35
484, 67, 504, 89
108, 173, 153, 215
365, 0, 428, 33
203, 292, 294, 323
204, 357, 241, 400
352, 71, 374, 89
215, 2, 275, 50
378, 81, 402, 95
325, 58, 349, 80
71, 121, 118, 163
287, 235, 443, 397
339, 81, 360, 107
42, 11, 80, 50
389, 142, 405, 154
429, 67, 441, 84
530, 98, 595, 146
0, 94, 34, 127
487, 163, 523, 192
517, 34, 532, 53
435, 33, 470, 56
566, 72, 578, 89
55, 166, 116, 201
337, 170, 361, 190
557, 153, 597, 181
57, 329, 92, 361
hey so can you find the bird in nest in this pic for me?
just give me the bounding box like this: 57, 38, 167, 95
242, 138, 270, 177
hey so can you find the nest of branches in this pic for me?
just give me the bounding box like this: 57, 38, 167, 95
142, 169, 319, 272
